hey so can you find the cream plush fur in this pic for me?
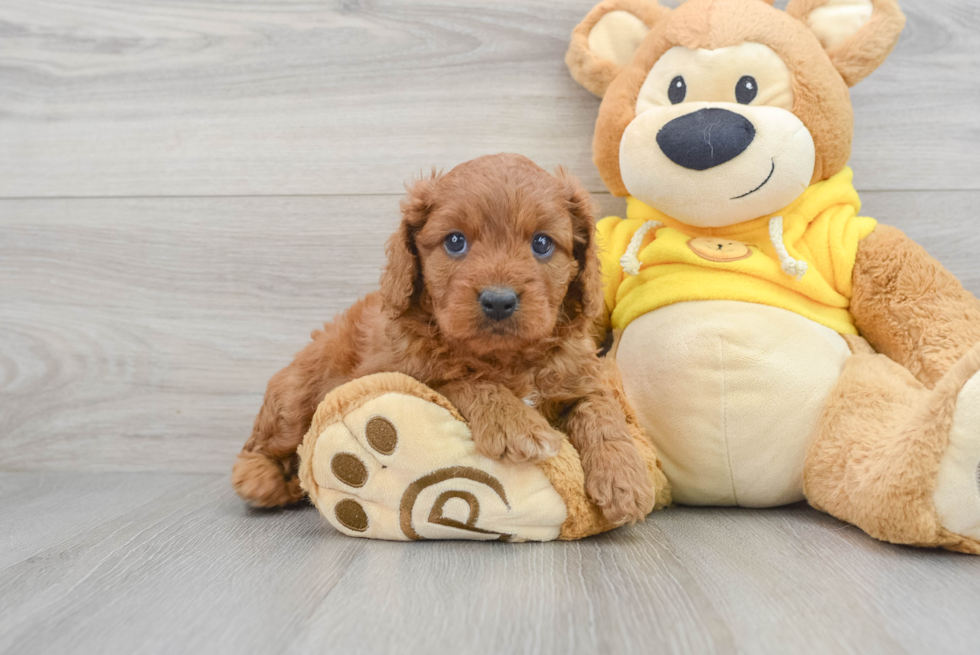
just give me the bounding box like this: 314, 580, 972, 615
566, 0, 980, 554
299, 372, 670, 542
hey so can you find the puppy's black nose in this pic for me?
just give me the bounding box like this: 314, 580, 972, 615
479, 288, 518, 321
657, 108, 756, 171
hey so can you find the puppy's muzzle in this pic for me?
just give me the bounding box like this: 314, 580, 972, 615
479, 288, 519, 321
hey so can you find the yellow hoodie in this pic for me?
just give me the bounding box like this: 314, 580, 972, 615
596, 168, 877, 335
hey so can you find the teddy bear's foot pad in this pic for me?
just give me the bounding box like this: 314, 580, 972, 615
933, 370, 980, 541
298, 374, 568, 542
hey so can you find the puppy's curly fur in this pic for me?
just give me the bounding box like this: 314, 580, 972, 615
232, 153, 654, 525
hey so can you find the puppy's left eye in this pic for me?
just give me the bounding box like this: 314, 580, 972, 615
736, 76, 758, 104
531, 233, 554, 259
444, 232, 468, 257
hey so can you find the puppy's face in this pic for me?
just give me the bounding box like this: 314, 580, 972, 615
416, 180, 577, 352
381, 154, 601, 355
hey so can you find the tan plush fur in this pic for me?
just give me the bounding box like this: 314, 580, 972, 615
852, 225, 980, 389
786, 0, 908, 87
567, 0, 905, 195
806, 342, 980, 555
565, 0, 670, 97
234, 154, 656, 525
567, 0, 980, 552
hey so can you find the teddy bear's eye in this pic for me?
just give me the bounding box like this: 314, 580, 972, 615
736, 76, 758, 105
668, 76, 687, 105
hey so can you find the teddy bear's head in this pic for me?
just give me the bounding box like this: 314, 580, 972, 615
566, 0, 905, 228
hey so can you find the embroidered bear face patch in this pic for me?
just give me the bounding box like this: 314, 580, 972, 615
687, 237, 753, 263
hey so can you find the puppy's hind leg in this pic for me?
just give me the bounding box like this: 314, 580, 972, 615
233, 351, 327, 508
232, 372, 310, 508
233, 304, 368, 507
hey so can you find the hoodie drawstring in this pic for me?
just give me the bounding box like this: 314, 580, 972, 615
620, 220, 662, 277
768, 216, 808, 280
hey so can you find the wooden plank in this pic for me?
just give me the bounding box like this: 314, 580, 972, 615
0, 195, 397, 473
1, 472, 979, 655
1, 191, 977, 473
643, 505, 980, 655
0, 0, 978, 198
0, 472, 213, 570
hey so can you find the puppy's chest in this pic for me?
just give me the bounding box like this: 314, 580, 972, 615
511, 375, 566, 417
505, 373, 540, 406
521, 387, 540, 409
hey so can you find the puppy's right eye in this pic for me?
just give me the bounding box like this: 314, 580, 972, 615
531, 233, 554, 259
444, 232, 468, 257
668, 76, 687, 105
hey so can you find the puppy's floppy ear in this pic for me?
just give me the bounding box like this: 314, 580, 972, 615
565, 0, 670, 98
558, 168, 604, 322
787, 0, 906, 87
380, 171, 440, 317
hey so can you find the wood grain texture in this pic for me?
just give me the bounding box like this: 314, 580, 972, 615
1, 473, 979, 655
2, 192, 977, 473
2, 0, 980, 652
1, 0, 978, 198
0, 193, 623, 472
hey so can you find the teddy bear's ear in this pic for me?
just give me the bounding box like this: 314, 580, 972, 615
565, 0, 671, 97
786, 0, 906, 87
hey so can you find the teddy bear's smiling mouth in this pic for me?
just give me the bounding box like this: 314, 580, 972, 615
731, 160, 776, 200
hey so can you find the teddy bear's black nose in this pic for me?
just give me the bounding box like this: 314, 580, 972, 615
657, 108, 756, 171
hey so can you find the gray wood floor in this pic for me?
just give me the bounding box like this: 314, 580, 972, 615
2, 473, 980, 655
2, 0, 980, 653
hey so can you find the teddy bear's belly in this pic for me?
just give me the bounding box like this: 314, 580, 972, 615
617, 300, 852, 507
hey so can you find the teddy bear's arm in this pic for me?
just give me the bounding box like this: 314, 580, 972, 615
851, 225, 980, 388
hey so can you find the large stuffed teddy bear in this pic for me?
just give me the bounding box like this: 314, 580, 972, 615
564, 0, 980, 554
288, 0, 980, 553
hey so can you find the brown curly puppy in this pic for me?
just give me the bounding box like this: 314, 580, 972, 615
232, 153, 654, 525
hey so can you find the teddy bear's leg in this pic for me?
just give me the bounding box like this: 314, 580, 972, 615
297, 371, 667, 542
852, 225, 980, 389
804, 342, 980, 554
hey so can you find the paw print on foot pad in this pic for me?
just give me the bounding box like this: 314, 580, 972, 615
299, 386, 568, 542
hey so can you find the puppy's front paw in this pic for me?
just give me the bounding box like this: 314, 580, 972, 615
584, 441, 655, 526
473, 420, 564, 464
